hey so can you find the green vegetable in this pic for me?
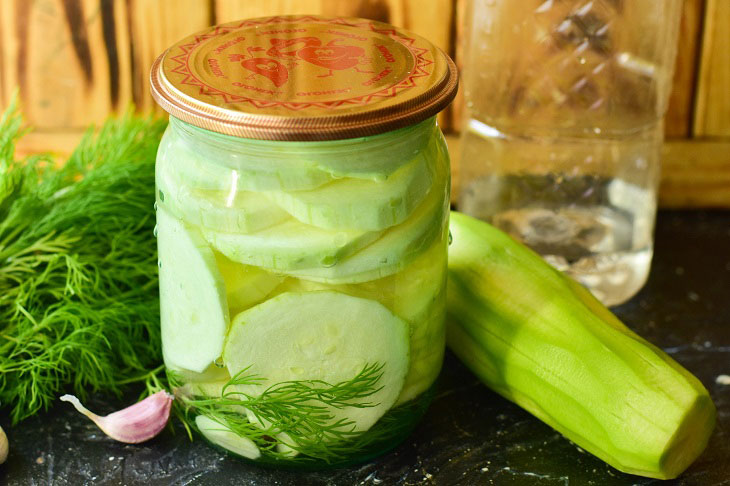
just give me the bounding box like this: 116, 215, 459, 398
396, 296, 445, 405
174, 362, 426, 464
215, 252, 284, 316
261, 237, 446, 407
167, 115, 434, 187
156, 153, 290, 234
165, 120, 334, 192
267, 232, 446, 324
157, 206, 229, 373
284, 161, 447, 284
264, 150, 433, 231
202, 218, 383, 272
223, 291, 410, 432
446, 211, 715, 479
0, 99, 165, 423
195, 415, 261, 460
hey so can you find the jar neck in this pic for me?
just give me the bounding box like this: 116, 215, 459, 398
167, 116, 438, 169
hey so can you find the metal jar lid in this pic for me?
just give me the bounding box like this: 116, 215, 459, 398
149, 15, 458, 141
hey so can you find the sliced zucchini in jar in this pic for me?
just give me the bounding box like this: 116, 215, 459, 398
164, 129, 335, 192
285, 178, 447, 284
223, 291, 410, 432
157, 157, 290, 234
396, 293, 446, 405
309, 120, 435, 180
265, 154, 432, 232
202, 219, 382, 272
215, 252, 284, 315
391, 236, 448, 322
157, 207, 229, 373
195, 415, 261, 460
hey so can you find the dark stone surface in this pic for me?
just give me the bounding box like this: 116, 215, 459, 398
1, 210, 729, 485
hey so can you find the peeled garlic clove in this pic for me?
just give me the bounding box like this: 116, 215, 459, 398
60, 391, 173, 444
0, 424, 8, 464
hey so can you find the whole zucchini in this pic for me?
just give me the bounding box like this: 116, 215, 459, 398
446, 211, 715, 479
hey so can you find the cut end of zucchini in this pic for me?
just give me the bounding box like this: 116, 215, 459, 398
446, 210, 716, 480
654, 394, 716, 479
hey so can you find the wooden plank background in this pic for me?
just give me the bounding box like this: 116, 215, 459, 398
1, 0, 728, 207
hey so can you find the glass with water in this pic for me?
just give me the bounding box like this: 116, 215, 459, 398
458, 0, 682, 305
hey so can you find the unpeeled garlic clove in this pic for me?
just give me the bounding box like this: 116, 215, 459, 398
60, 391, 173, 444
0, 423, 8, 464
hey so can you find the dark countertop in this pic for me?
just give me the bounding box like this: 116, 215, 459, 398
1, 210, 729, 485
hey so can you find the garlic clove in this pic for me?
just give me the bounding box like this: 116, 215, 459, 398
0, 424, 8, 464
60, 391, 173, 444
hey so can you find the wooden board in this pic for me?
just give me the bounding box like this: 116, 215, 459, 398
214, 1, 327, 24
664, 0, 705, 138
693, 0, 730, 137
213, 0, 452, 54
448, 0, 467, 133
125, 0, 214, 112
0, 0, 214, 124
15, 129, 86, 158
659, 139, 730, 207
0, 0, 133, 129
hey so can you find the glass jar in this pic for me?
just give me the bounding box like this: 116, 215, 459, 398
458, 0, 682, 306
150, 15, 457, 468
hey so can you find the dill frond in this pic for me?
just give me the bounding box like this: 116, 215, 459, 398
173, 363, 427, 464
0, 100, 167, 423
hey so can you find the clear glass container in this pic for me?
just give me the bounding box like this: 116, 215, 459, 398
458, 0, 682, 306
150, 15, 457, 468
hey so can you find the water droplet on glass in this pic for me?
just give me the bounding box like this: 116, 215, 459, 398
153, 201, 158, 211
157, 259, 162, 269
158, 189, 165, 202
214, 357, 225, 368
448, 230, 453, 245
153, 225, 158, 238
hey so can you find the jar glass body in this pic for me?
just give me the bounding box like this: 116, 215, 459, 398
458, 0, 682, 306
155, 115, 450, 468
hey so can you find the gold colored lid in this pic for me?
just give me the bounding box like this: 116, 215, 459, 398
150, 15, 458, 141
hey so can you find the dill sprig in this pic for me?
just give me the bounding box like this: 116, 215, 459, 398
173, 364, 428, 464
0, 99, 167, 423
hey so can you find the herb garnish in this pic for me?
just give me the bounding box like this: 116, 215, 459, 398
173, 363, 427, 464
0, 99, 166, 423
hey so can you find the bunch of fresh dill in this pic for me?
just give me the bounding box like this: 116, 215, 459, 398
0, 100, 167, 423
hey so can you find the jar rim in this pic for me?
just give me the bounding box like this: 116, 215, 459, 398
149, 15, 458, 141
166, 115, 438, 173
